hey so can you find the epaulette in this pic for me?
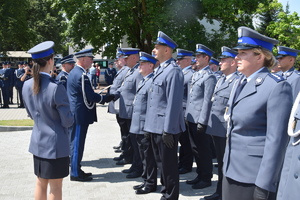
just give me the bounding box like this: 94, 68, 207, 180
268, 73, 285, 82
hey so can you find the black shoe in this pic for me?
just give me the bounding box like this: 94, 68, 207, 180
113, 145, 121, 149
116, 159, 132, 165
186, 177, 201, 185
204, 192, 221, 200
126, 171, 142, 178
179, 168, 192, 174
114, 149, 122, 153
122, 168, 133, 173
70, 176, 93, 182
1, 105, 9, 108
135, 187, 156, 194
83, 172, 92, 177
133, 183, 145, 190
192, 180, 211, 189
113, 156, 123, 161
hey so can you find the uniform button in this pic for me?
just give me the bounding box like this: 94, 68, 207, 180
295, 173, 298, 179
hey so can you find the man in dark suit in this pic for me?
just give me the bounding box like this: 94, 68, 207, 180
67, 49, 111, 182
105, 62, 117, 86
204, 47, 239, 200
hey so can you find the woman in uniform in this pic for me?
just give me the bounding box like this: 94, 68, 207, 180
222, 27, 293, 200
22, 41, 74, 200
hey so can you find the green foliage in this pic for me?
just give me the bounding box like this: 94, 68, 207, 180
54, 0, 267, 58
0, 0, 67, 54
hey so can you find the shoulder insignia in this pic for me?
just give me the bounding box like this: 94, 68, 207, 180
268, 73, 285, 82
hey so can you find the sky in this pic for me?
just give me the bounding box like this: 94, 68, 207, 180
278, 0, 300, 15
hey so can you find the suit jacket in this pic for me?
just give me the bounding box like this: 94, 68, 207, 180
130, 73, 153, 134
144, 58, 185, 135
105, 68, 117, 85
284, 67, 300, 101
185, 66, 217, 125
223, 67, 292, 192
22, 74, 74, 159
113, 64, 143, 119
206, 72, 239, 137
56, 70, 69, 89
182, 66, 194, 114
277, 93, 300, 200
67, 65, 102, 125
15, 68, 25, 89
108, 66, 130, 114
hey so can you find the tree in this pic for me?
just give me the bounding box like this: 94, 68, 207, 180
0, 0, 67, 55
53, 0, 267, 58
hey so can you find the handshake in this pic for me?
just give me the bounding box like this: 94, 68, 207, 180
100, 94, 118, 104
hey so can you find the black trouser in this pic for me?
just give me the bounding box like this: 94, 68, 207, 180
222, 176, 276, 200
188, 122, 212, 182
178, 122, 193, 171
116, 115, 133, 162
16, 85, 24, 107
152, 133, 180, 200
212, 135, 226, 195
129, 133, 143, 173
136, 134, 157, 190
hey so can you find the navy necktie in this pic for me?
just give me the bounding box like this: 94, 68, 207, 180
234, 79, 247, 102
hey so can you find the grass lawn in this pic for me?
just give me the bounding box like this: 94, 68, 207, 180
0, 119, 34, 126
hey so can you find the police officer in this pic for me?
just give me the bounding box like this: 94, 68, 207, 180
209, 57, 222, 80
143, 31, 185, 200
23, 41, 74, 199
204, 46, 239, 200
277, 92, 300, 200
222, 26, 292, 200
105, 62, 117, 86
67, 48, 111, 182
110, 48, 143, 179
56, 54, 75, 89
108, 49, 130, 157
130, 52, 157, 194
0, 62, 12, 108
15, 62, 25, 108
176, 48, 194, 174
276, 46, 300, 100
6, 61, 15, 104
185, 44, 217, 189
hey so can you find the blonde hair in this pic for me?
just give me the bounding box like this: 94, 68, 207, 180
252, 48, 276, 68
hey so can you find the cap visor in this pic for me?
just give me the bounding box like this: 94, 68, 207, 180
232, 45, 254, 50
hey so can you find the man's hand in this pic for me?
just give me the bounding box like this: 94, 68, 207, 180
144, 132, 150, 139
197, 123, 206, 132
162, 132, 174, 148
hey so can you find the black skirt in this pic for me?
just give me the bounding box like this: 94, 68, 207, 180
33, 155, 69, 179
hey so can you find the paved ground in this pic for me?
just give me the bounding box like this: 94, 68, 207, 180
0, 90, 218, 200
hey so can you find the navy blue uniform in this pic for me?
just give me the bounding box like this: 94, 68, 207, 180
56, 70, 69, 89
105, 68, 117, 85
15, 68, 25, 107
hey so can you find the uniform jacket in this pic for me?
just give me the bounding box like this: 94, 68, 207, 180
0, 68, 14, 88
277, 92, 300, 200
108, 66, 130, 114
15, 68, 25, 89
105, 68, 117, 85
223, 67, 292, 192
284, 67, 300, 101
206, 72, 239, 137
67, 65, 102, 125
185, 66, 217, 125
22, 74, 74, 159
56, 70, 69, 89
130, 73, 153, 134
113, 64, 143, 119
144, 58, 185, 135
182, 66, 194, 114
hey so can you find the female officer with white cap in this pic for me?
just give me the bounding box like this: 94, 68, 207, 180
222, 27, 293, 200
23, 41, 74, 199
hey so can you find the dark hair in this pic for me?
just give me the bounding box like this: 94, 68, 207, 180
32, 54, 54, 94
